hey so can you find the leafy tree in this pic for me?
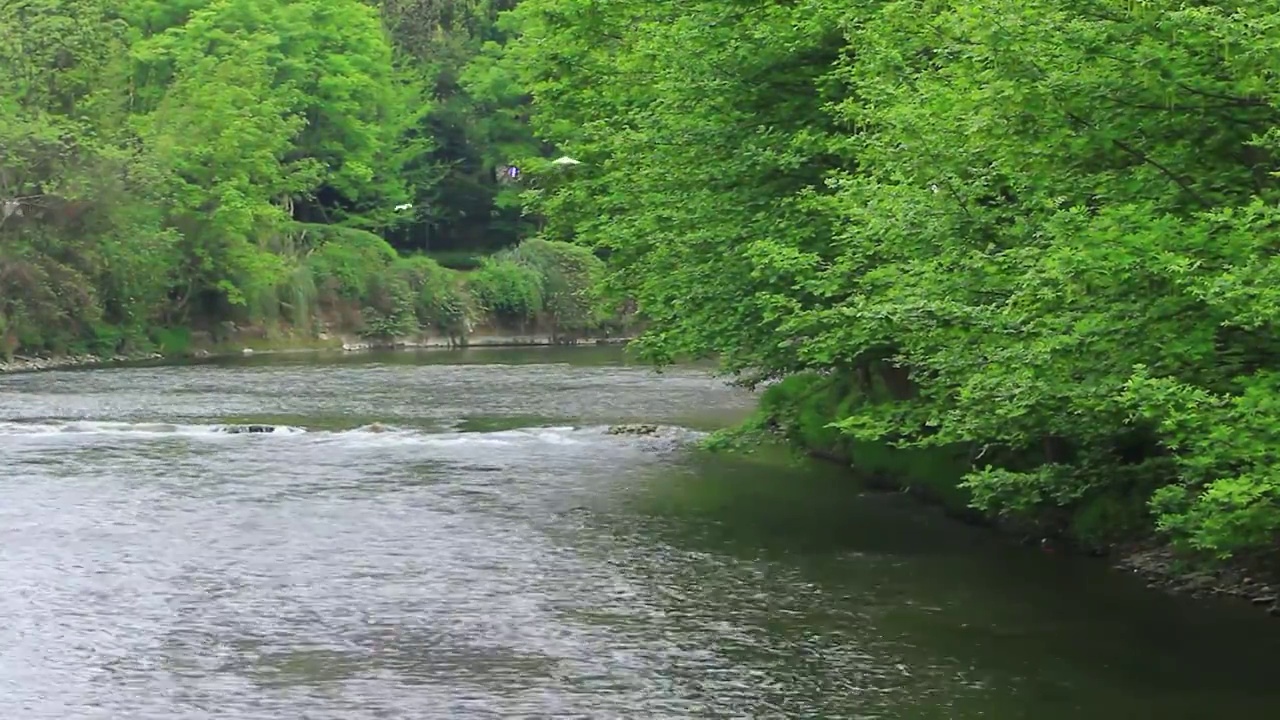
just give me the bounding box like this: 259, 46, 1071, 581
380, 0, 540, 253
500, 0, 1280, 558
0, 0, 178, 351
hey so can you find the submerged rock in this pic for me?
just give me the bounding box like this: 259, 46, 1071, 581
220, 424, 277, 434
606, 423, 660, 436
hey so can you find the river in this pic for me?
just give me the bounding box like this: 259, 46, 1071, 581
2, 347, 1279, 719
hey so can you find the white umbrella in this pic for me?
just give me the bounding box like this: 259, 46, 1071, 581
551, 156, 582, 166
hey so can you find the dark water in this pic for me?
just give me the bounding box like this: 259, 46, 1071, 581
2, 347, 1279, 719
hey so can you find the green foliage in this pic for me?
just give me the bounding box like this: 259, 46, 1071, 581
501, 0, 1280, 558
380, 0, 539, 252
393, 254, 472, 334
359, 272, 419, 339
307, 227, 400, 302
759, 374, 851, 456
0, 0, 629, 357
0, 0, 448, 354
427, 250, 486, 270
0, 0, 177, 352
1070, 490, 1153, 551
150, 327, 192, 355
498, 238, 605, 333
300, 229, 606, 338
466, 258, 543, 324
304, 230, 468, 337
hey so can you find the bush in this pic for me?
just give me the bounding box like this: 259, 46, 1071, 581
274, 261, 319, 328
149, 327, 191, 355
305, 226, 399, 303
498, 238, 606, 333
0, 244, 103, 354
427, 250, 485, 271
393, 255, 472, 335
359, 271, 418, 339
466, 258, 543, 325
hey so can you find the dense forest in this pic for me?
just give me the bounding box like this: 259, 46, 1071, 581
7, 0, 1280, 561
0, 0, 610, 356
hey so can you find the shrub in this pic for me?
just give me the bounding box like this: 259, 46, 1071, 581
305, 226, 399, 303
359, 271, 418, 338
393, 255, 473, 335
427, 249, 485, 271
466, 258, 543, 325
499, 238, 605, 333
0, 245, 102, 354
149, 326, 191, 355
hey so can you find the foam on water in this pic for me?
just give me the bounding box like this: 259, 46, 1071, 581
0, 420, 308, 436
0, 418, 704, 448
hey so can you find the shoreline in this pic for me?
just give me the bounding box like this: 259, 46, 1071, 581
792, 442, 1280, 618
0, 351, 169, 374
0, 333, 634, 375
1115, 544, 1280, 615
751, 372, 1280, 619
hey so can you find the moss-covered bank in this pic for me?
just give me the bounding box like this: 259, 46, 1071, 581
746, 372, 1280, 615
750, 373, 996, 530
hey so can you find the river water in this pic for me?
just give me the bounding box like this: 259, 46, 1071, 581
2, 347, 1280, 719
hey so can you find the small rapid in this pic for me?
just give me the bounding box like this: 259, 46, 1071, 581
0, 418, 701, 440
0, 420, 311, 436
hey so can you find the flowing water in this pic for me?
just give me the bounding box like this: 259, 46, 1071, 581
2, 347, 1280, 719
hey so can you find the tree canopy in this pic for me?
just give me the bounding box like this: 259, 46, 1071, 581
0, 0, 545, 353
497, 0, 1280, 558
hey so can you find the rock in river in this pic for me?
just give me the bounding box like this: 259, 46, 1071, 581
606, 423, 660, 436
220, 424, 277, 434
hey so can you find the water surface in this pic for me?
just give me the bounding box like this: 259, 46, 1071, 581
2, 347, 1279, 718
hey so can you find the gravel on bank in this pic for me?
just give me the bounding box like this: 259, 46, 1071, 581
1116, 544, 1280, 616
0, 352, 167, 374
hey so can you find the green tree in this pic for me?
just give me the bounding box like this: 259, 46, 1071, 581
500, 0, 1280, 558
0, 0, 178, 353
381, 0, 540, 253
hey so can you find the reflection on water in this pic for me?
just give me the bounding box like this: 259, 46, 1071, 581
1, 347, 1279, 718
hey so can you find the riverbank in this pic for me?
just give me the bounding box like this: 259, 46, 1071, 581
1, 233, 632, 368
1118, 544, 1280, 614
0, 351, 168, 374
0, 331, 634, 375
752, 371, 1280, 618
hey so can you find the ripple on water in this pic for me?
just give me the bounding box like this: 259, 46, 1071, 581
3, 351, 1280, 719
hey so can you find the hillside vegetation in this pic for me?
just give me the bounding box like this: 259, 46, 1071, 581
0, 0, 601, 357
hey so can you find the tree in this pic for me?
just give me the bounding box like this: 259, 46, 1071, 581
381, 0, 540, 253
0, 0, 177, 352
500, 0, 1280, 557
